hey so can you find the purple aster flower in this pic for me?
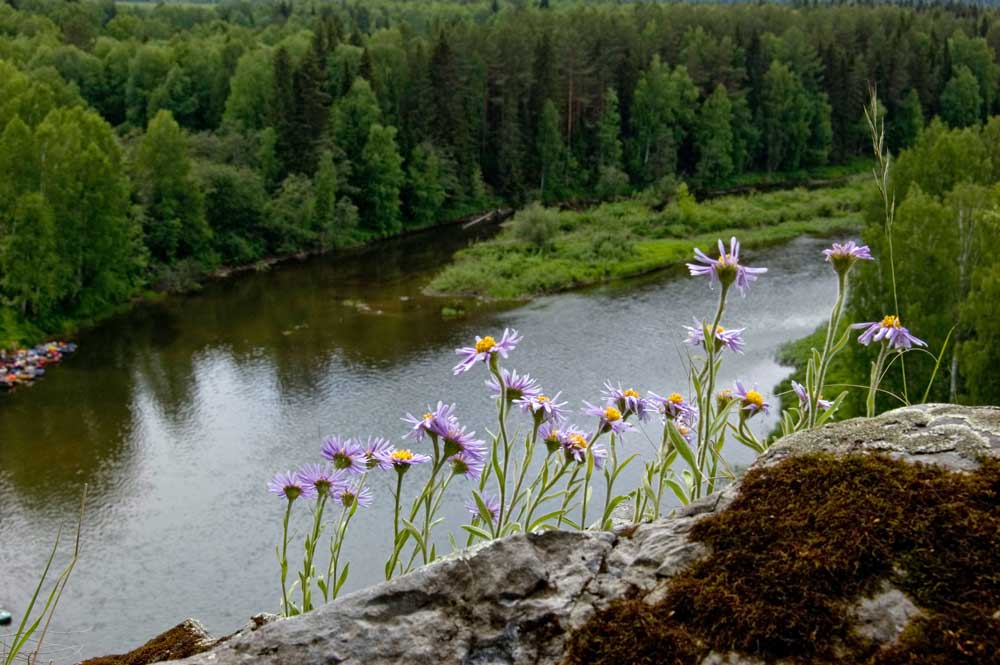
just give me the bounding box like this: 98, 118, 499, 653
334, 482, 373, 509
582, 401, 635, 436
602, 381, 653, 422
486, 368, 541, 402
320, 435, 367, 474
466, 495, 501, 524
648, 391, 698, 425
401, 402, 456, 442
378, 448, 432, 474
687, 237, 767, 296
360, 436, 394, 470
449, 451, 485, 480
268, 470, 317, 502
790, 380, 833, 412
297, 463, 348, 498
823, 241, 874, 274
732, 381, 770, 419
672, 421, 695, 444
514, 391, 568, 423
562, 431, 608, 469
440, 422, 487, 460
683, 318, 745, 353
540, 421, 575, 454
453, 328, 522, 375
851, 315, 927, 350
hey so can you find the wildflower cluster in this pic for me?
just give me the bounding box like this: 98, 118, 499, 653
267, 225, 932, 616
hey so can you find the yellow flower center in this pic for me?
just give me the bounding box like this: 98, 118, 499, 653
538, 395, 549, 402
744, 390, 764, 408
668, 392, 684, 404
391, 449, 414, 462
604, 406, 622, 422
678, 425, 690, 436
569, 433, 588, 449
881, 315, 901, 329
475, 336, 496, 353
623, 389, 640, 398
545, 429, 560, 442
422, 412, 434, 421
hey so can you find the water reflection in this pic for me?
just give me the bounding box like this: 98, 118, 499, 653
0, 231, 838, 662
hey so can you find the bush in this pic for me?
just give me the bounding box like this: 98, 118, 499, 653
510, 202, 560, 251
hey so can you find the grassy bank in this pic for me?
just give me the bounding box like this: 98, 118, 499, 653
428, 178, 866, 300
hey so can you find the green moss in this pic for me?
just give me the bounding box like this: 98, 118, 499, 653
563, 454, 1000, 665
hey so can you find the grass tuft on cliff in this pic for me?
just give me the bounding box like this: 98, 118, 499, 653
428, 180, 864, 300
564, 453, 1000, 665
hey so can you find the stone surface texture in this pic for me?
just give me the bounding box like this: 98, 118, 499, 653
156, 404, 997, 665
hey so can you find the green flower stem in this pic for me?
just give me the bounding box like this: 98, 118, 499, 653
695, 284, 729, 499
492, 364, 513, 533
278, 498, 294, 617
810, 271, 847, 428
504, 422, 540, 531
524, 458, 571, 530
866, 344, 890, 417
598, 433, 619, 529
300, 494, 327, 613
385, 471, 405, 580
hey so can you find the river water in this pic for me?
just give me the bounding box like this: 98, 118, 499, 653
0, 228, 839, 662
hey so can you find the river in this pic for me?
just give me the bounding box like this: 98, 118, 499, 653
0, 228, 840, 663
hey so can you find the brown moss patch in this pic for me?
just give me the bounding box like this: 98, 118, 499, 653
81, 620, 215, 665
564, 454, 1000, 665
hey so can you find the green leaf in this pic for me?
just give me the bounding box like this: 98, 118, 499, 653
471, 491, 497, 531
528, 509, 565, 532
461, 524, 493, 541
334, 563, 351, 595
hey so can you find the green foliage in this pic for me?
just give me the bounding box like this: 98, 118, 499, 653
430, 179, 864, 299
760, 61, 812, 172
695, 84, 735, 184
537, 99, 567, 204
631, 56, 698, 184
405, 142, 448, 228
360, 123, 404, 236
134, 109, 210, 263
844, 120, 1000, 407
1, 1, 999, 343
941, 65, 983, 129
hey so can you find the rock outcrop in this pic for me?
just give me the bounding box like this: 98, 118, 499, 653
151, 404, 997, 665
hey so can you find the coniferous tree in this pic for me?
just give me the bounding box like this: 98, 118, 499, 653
290, 42, 331, 174
537, 100, 566, 204
271, 47, 296, 176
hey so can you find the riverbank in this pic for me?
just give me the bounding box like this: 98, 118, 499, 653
0, 165, 863, 349
428, 177, 866, 300
0, 207, 513, 348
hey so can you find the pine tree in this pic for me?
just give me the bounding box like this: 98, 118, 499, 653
271, 47, 296, 177
537, 99, 566, 204
290, 42, 332, 174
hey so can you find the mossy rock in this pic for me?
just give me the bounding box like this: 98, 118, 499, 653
160, 405, 998, 665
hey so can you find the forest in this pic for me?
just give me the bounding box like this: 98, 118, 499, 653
0, 0, 999, 345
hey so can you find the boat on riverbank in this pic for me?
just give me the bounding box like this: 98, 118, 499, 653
1, 342, 76, 392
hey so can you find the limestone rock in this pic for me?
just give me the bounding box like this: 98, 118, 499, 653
160, 405, 997, 665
